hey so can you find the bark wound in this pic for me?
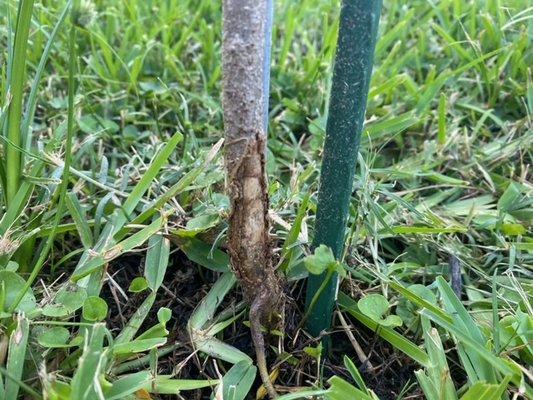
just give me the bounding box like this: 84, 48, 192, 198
222, 1, 281, 398
227, 134, 279, 303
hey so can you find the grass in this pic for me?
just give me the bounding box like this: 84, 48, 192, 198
0, 0, 531, 399
4, 0, 35, 205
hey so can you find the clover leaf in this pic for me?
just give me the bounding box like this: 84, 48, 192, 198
358, 294, 402, 328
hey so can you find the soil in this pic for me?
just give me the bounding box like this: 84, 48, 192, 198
100, 244, 423, 399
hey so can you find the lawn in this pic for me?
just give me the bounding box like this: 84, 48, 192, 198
0, 0, 531, 399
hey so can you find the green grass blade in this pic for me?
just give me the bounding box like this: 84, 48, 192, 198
70, 323, 107, 400
459, 376, 512, 400
9, 17, 76, 312
5, 0, 35, 204
143, 376, 218, 395
0, 180, 35, 235
4, 315, 30, 400
114, 137, 222, 241
415, 48, 504, 114
277, 390, 329, 400
415, 370, 439, 400
188, 272, 236, 331
418, 316, 457, 400
187, 272, 251, 364
338, 292, 429, 367
435, 277, 497, 382
144, 234, 170, 291
0, 366, 41, 399
112, 132, 183, 237
389, 280, 453, 323
21, 0, 72, 156
66, 192, 94, 248
71, 215, 165, 281
70, 131, 182, 289
193, 336, 252, 365
343, 355, 369, 392
72, 133, 181, 296
326, 376, 375, 400
419, 308, 517, 382
280, 192, 309, 272
437, 92, 447, 145
112, 338, 167, 356
219, 360, 256, 400
174, 237, 229, 272
106, 371, 151, 400
114, 292, 156, 345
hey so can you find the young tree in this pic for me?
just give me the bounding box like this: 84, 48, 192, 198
221, 0, 280, 398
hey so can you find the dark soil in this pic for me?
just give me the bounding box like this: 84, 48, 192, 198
100, 244, 422, 399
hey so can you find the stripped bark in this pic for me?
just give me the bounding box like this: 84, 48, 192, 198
222, 1, 281, 398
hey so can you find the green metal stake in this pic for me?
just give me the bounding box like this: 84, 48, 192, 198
305, 0, 382, 338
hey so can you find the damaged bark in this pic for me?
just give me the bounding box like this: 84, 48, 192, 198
222, 0, 281, 398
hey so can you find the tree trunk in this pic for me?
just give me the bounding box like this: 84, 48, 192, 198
222, 0, 280, 398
